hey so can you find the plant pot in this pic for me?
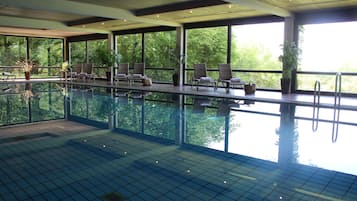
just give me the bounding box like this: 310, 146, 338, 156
106, 71, 111, 81
172, 73, 179, 86
244, 83, 256, 95
281, 78, 291, 94
24, 72, 31, 80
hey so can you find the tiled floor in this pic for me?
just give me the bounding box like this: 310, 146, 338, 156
0, 121, 357, 201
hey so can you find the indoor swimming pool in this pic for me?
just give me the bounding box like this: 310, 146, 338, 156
0, 82, 356, 200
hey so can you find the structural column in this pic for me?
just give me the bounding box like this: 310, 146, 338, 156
176, 26, 184, 86
284, 15, 297, 93
108, 32, 115, 84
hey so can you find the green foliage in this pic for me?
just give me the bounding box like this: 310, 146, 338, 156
279, 42, 300, 79
70, 41, 86, 64
186, 27, 227, 68
0, 35, 26, 66
29, 38, 63, 67
116, 34, 142, 67
145, 31, 176, 68
231, 41, 282, 88
88, 39, 108, 65
92, 48, 120, 67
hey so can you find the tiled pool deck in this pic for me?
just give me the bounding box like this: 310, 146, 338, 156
1, 121, 357, 201
55, 79, 357, 109
2, 78, 357, 109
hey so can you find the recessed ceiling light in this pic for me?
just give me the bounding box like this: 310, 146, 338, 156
189, 10, 193, 14
123, 19, 127, 22
101, 22, 105, 25
228, 4, 232, 8
156, 14, 160, 18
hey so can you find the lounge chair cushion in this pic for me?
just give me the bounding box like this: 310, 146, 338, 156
116, 74, 127, 78
231, 78, 241, 82
200, 77, 213, 81
132, 74, 143, 78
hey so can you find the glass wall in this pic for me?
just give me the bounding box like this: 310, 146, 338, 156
68, 38, 109, 78
231, 22, 284, 89
69, 41, 86, 65
88, 39, 108, 77
29, 37, 63, 77
144, 31, 176, 82
0, 35, 26, 66
116, 33, 142, 67
88, 39, 108, 64
116, 31, 177, 83
0, 35, 63, 78
186, 26, 228, 83
298, 21, 357, 93
184, 23, 284, 89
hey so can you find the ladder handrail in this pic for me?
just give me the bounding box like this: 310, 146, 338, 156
312, 80, 320, 132
332, 72, 342, 143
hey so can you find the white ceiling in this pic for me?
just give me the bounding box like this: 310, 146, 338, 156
0, 0, 356, 38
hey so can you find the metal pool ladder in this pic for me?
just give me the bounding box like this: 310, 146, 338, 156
332, 72, 342, 143
312, 80, 320, 132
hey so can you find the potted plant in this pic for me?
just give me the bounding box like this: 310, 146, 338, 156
93, 48, 120, 81
17, 60, 34, 80
170, 49, 185, 86
279, 42, 300, 94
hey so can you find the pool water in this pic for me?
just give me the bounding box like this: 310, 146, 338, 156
0, 82, 356, 200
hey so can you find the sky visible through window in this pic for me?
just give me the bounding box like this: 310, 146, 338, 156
299, 21, 357, 72
232, 22, 284, 59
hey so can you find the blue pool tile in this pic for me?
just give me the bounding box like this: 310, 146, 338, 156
52, 188, 69, 200
81, 190, 97, 200
30, 195, 47, 201
42, 191, 58, 201
61, 185, 78, 196
71, 193, 89, 201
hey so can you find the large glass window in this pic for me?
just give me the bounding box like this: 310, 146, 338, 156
0, 35, 26, 66
30, 38, 63, 67
116, 34, 142, 67
231, 22, 284, 89
70, 41, 86, 65
298, 21, 357, 93
186, 26, 228, 83
88, 39, 108, 64
144, 31, 176, 82
88, 39, 108, 76
29, 37, 63, 77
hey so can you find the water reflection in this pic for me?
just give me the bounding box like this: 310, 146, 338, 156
3, 83, 357, 176
0, 83, 65, 127
22, 83, 40, 100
